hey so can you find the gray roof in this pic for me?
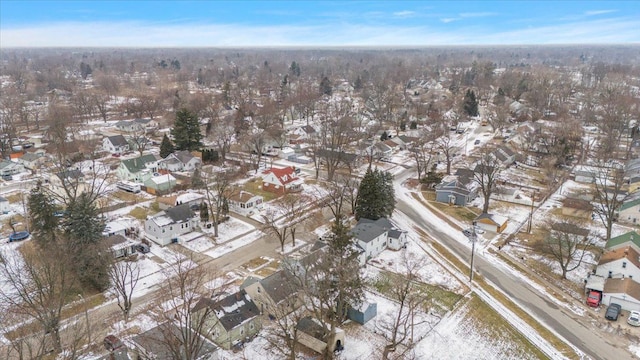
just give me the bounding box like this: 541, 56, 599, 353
192, 290, 260, 331
107, 135, 129, 147
0, 196, 7, 202
316, 149, 358, 164
388, 229, 403, 239
351, 218, 393, 243
56, 169, 83, 180
296, 317, 328, 341
103, 235, 127, 247
260, 270, 298, 305
435, 180, 471, 196
173, 150, 195, 164
20, 152, 41, 162
134, 118, 152, 124
165, 204, 195, 223
131, 323, 218, 360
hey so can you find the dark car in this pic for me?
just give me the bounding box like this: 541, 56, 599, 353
134, 243, 150, 254
462, 229, 473, 237
605, 303, 622, 321
103, 335, 124, 351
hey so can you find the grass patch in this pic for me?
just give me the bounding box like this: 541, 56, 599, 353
475, 277, 578, 359
430, 201, 481, 223
129, 206, 149, 220
5, 193, 23, 203
112, 190, 141, 202
371, 270, 464, 315
242, 256, 270, 271
462, 294, 550, 360
254, 266, 278, 278
422, 190, 436, 201
242, 178, 279, 202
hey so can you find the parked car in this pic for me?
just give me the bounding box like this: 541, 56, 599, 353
103, 335, 124, 351
627, 311, 640, 327
586, 290, 601, 307
605, 303, 622, 321
134, 243, 150, 254
474, 226, 485, 234
474, 139, 481, 145
462, 229, 473, 237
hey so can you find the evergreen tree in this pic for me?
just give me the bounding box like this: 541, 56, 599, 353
199, 202, 209, 222
319, 76, 332, 96
27, 182, 60, 249
160, 133, 175, 158
463, 89, 479, 117
63, 193, 110, 291
172, 108, 202, 151
354, 169, 395, 220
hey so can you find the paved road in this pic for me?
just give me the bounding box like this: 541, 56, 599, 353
394, 167, 633, 360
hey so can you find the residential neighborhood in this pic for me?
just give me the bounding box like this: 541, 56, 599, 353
1, 8, 640, 360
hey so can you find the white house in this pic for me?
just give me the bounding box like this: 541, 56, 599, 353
116, 154, 159, 182
278, 147, 296, 160
0, 196, 10, 214
228, 191, 264, 216
145, 204, 199, 246
103, 235, 137, 259
595, 246, 640, 281
261, 166, 303, 194
157, 191, 205, 210
16, 152, 46, 170
102, 135, 130, 155
617, 196, 640, 225
0, 160, 24, 177
48, 170, 88, 202
351, 218, 407, 265
159, 150, 202, 172
601, 278, 640, 312
115, 118, 157, 133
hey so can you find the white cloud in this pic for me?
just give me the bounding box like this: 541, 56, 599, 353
1, 16, 638, 47
393, 10, 416, 18
584, 9, 617, 16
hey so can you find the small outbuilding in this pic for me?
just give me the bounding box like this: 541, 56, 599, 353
347, 302, 377, 325
474, 213, 508, 233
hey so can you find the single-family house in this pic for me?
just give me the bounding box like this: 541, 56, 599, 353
16, 152, 45, 170
228, 191, 263, 216
288, 125, 316, 144
49, 169, 87, 201
261, 166, 303, 194
475, 213, 508, 233
561, 197, 593, 219
145, 204, 198, 246
0, 196, 9, 214
351, 217, 407, 265
629, 176, 640, 193
241, 270, 300, 318
115, 118, 157, 133
315, 149, 361, 172
278, 147, 296, 160
103, 235, 136, 259
131, 322, 220, 360
157, 191, 205, 210
601, 278, 640, 311
617, 196, 640, 225
160, 150, 202, 172
595, 246, 640, 281
102, 135, 130, 155
117, 154, 159, 182
0, 160, 24, 176
373, 142, 393, 159
606, 231, 640, 254
435, 178, 477, 206
492, 145, 516, 166
191, 290, 261, 350
296, 317, 345, 354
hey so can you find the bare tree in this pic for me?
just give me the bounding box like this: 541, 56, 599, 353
593, 162, 629, 241
541, 221, 593, 279
262, 208, 290, 253
473, 147, 503, 213
202, 168, 235, 238
108, 258, 140, 322
0, 242, 74, 354
151, 255, 224, 360
376, 252, 431, 360
435, 134, 456, 175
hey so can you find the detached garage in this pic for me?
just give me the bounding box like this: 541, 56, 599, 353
474, 213, 508, 233
602, 278, 640, 312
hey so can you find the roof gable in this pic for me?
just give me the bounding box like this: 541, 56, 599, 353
606, 231, 640, 250
264, 167, 298, 185
107, 135, 128, 147
193, 290, 260, 331
599, 246, 640, 269
165, 204, 195, 223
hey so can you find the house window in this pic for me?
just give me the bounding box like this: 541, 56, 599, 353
240, 329, 244, 335
622, 262, 627, 268
250, 323, 254, 330
170, 226, 173, 231
608, 271, 612, 278
162, 229, 165, 233
241, 203, 245, 208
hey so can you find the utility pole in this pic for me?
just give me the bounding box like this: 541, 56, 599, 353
527, 190, 536, 233
470, 221, 477, 282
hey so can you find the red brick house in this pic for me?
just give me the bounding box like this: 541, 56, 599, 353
261, 166, 303, 194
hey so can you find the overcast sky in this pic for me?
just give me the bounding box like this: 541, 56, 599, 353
1, 1, 639, 47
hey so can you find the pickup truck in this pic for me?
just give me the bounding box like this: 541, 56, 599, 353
586, 290, 601, 307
